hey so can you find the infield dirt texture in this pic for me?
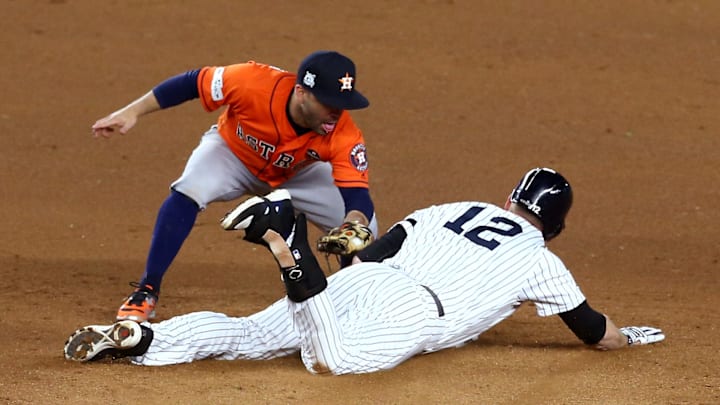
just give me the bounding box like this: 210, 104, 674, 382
1, 1, 718, 404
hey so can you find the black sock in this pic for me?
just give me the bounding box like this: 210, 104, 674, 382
143, 190, 199, 289
123, 325, 154, 357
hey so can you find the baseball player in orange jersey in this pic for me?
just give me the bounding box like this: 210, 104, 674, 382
91, 51, 378, 322
64, 168, 664, 374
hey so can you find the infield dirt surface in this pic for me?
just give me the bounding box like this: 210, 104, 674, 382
1, 1, 719, 404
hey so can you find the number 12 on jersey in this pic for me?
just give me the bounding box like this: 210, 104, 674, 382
443, 206, 523, 250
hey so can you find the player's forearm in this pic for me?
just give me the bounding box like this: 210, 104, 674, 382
594, 317, 628, 350
121, 91, 162, 118
338, 187, 374, 225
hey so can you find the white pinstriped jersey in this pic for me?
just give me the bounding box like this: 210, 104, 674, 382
382, 201, 586, 351
135, 202, 585, 374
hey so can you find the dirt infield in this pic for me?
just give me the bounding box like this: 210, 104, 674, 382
1, 1, 719, 403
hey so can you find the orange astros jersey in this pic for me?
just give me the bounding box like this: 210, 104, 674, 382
196, 62, 369, 188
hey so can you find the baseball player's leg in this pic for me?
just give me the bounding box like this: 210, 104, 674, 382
132, 299, 301, 366
171, 127, 270, 207
282, 162, 378, 235
291, 265, 443, 375
119, 127, 267, 321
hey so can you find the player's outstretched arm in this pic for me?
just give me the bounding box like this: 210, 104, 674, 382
92, 91, 161, 138
559, 302, 664, 350
596, 316, 665, 350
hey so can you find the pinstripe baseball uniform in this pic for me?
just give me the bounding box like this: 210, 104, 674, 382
133, 202, 586, 374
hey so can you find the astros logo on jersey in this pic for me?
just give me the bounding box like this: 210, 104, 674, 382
338, 73, 354, 91
350, 143, 368, 171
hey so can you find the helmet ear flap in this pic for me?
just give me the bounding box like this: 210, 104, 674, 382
543, 222, 565, 241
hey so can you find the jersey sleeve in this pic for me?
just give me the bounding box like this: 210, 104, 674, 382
521, 250, 587, 317
196, 62, 258, 113
328, 118, 370, 188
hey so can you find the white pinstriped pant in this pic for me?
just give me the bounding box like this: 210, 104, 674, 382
133, 263, 446, 374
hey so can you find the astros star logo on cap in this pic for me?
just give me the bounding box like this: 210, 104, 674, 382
338, 73, 354, 92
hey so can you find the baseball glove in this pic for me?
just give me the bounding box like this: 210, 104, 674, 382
317, 221, 373, 256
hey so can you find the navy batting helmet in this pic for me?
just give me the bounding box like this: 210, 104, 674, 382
510, 167, 573, 240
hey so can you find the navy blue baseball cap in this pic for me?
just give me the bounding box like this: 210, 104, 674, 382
296, 51, 369, 110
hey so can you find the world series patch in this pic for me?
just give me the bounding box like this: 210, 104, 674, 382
350, 143, 368, 171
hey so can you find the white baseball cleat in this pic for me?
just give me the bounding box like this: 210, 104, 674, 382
63, 321, 143, 362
